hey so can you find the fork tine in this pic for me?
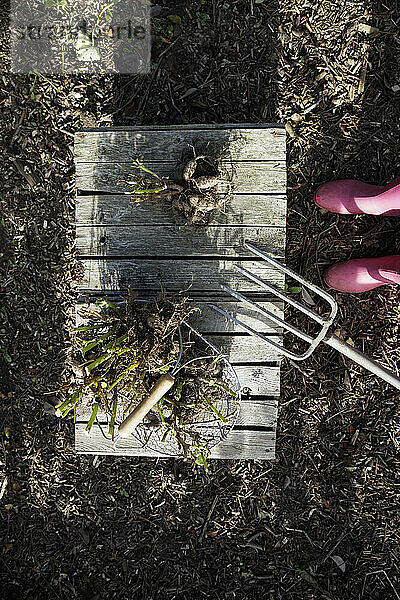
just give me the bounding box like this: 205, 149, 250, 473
245, 241, 338, 321
208, 304, 307, 361
219, 285, 313, 344
233, 264, 326, 325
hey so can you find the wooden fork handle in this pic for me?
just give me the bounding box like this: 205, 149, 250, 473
118, 373, 175, 438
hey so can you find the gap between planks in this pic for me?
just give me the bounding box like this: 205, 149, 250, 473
76, 123, 285, 131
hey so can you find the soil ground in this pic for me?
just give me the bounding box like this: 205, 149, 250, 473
0, 1, 399, 599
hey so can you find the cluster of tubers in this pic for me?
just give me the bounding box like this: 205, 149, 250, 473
125, 142, 229, 225
170, 151, 224, 225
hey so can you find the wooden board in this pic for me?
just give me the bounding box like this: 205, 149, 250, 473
76, 194, 287, 227
74, 125, 286, 163
76, 161, 286, 195
74, 124, 286, 461
75, 300, 284, 334
76, 225, 286, 257
73, 327, 282, 364
77, 258, 286, 293
76, 424, 276, 460
76, 376, 279, 422
75, 300, 284, 365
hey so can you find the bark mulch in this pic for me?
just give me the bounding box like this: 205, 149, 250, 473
0, 1, 399, 599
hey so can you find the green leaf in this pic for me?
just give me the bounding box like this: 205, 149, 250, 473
107, 360, 139, 391
56, 388, 84, 417
81, 326, 116, 355
157, 403, 166, 424
86, 353, 112, 372
284, 284, 302, 294
96, 297, 121, 314
104, 333, 128, 351
168, 14, 182, 25
131, 161, 162, 180
86, 345, 130, 372
120, 488, 129, 497
130, 186, 166, 195
174, 380, 184, 402
192, 446, 208, 470
2, 349, 11, 363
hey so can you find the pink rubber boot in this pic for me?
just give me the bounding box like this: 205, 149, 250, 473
315, 176, 400, 215
325, 256, 400, 293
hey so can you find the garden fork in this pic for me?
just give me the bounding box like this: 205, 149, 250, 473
209, 241, 400, 391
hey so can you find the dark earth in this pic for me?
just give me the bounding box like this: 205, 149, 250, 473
0, 1, 399, 599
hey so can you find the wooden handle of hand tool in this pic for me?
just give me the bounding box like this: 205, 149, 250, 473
117, 373, 175, 438
325, 334, 400, 391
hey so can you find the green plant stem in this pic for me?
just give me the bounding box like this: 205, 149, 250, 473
199, 390, 227, 423
107, 360, 139, 392
108, 397, 118, 439
85, 404, 99, 433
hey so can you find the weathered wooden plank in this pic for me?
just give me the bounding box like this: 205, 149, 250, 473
74, 126, 286, 163
76, 225, 286, 257
71, 322, 280, 363
76, 194, 287, 227
75, 423, 276, 459
76, 388, 278, 424
78, 123, 285, 132
236, 366, 280, 395
76, 373, 278, 421
191, 301, 283, 334
211, 429, 275, 459
77, 258, 285, 294
75, 300, 283, 334
75, 161, 287, 195
203, 335, 281, 363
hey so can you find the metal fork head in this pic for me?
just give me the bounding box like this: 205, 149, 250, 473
209, 241, 338, 361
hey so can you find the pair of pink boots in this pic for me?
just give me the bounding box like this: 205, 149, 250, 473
315, 177, 400, 293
